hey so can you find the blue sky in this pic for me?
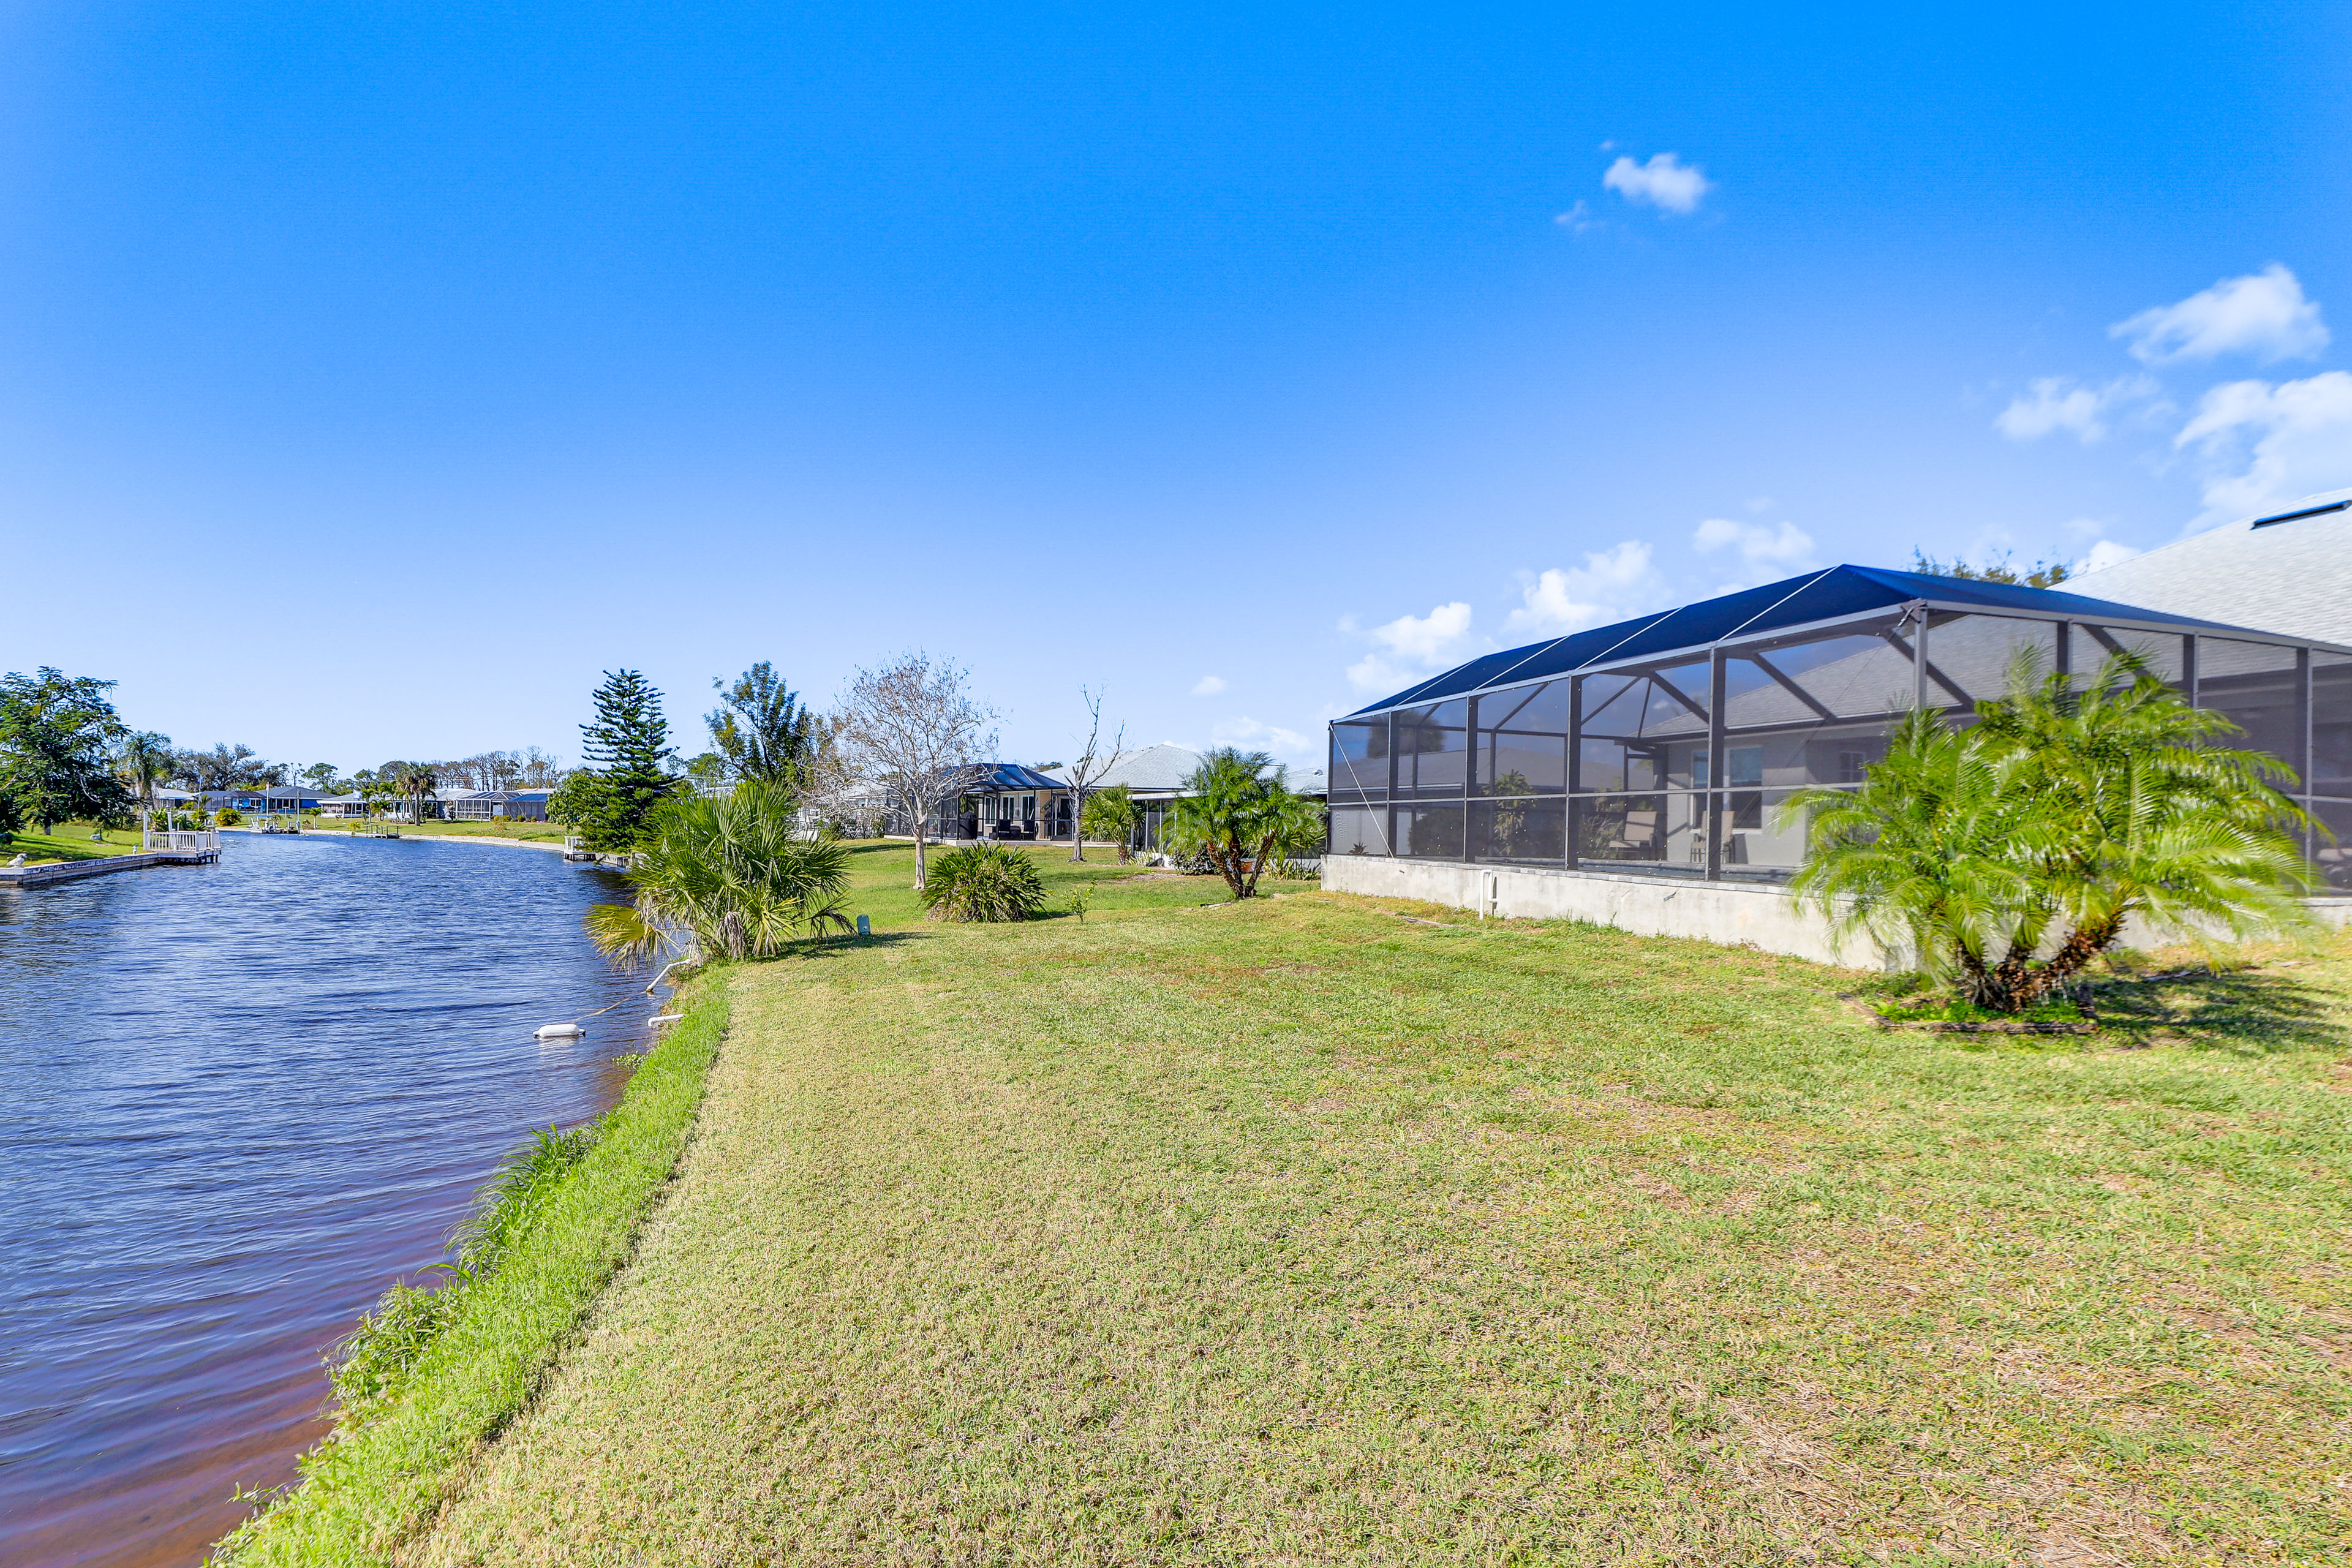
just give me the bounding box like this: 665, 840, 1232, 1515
4, 3, 2346, 774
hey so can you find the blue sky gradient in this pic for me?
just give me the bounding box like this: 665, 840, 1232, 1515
4, 3, 2346, 771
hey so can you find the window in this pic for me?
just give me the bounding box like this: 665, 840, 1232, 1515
1838, 750, 1864, 785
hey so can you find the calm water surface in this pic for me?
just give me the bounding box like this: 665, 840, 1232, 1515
0, 834, 663, 1566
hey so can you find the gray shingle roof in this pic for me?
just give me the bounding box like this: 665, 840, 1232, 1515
2067, 488, 2352, 649
1041, 744, 1204, 793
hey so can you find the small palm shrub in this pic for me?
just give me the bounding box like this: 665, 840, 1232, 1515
585, 779, 853, 967
1161, 748, 1324, 899
921, 840, 1048, 922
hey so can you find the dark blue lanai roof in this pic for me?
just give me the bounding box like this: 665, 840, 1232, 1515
965, 763, 1066, 792
1350, 564, 2295, 716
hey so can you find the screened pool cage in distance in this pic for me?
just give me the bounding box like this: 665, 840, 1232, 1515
1326, 565, 2352, 891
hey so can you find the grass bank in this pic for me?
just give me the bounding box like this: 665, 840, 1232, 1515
4, 821, 148, 863
304, 818, 573, 844
212, 978, 731, 1565
393, 891, 2351, 1564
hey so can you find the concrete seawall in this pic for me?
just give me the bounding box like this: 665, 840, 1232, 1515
0, 851, 221, 888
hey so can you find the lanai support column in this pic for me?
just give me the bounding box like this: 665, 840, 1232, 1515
1565, 677, 1583, 872
1705, 648, 1727, 881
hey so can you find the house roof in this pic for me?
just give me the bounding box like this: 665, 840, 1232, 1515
2067, 488, 2352, 648
965, 762, 1066, 793
1041, 744, 1205, 793
1350, 562, 2315, 716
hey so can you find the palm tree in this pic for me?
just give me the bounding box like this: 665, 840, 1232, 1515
1159, 748, 1324, 900
398, 763, 437, 826
1974, 650, 2313, 1003
115, 731, 174, 843
1787, 652, 2313, 1011
1783, 709, 2054, 1006
584, 779, 853, 967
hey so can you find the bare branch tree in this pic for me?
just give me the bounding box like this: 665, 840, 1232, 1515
831, 652, 999, 889
1058, 686, 1128, 862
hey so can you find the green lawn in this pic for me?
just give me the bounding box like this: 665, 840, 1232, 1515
371, 882, 2351, 1566
3, 820, 149, 863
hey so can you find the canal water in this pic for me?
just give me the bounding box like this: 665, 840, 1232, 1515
0, 833, 664, 1566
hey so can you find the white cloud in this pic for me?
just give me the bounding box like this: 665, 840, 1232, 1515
1692, 518, 1817, 584
1993, 375, 2156, 443
1343, 600, 1476, 694
2111, 264, 2330, 366
1553, 200, 1598, 233
2173, 370, 2352, 524
1502, 541, 1659, 639
1189, 675, 1227, 697
1213, 715, 1313, 755
2081, 539, 2143, 571
1602, 152, 1711, 214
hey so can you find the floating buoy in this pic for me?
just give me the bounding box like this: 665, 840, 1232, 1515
646, 1014, 685, 1028
534, 1023, 586, 1039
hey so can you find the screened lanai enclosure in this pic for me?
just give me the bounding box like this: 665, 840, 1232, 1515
1329, 565, 2352, 892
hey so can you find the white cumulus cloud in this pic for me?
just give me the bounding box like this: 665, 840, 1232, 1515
2111, 264, 2331, 366
1189, 675, 1226, 697
1993, 375, 2156, 443
1692, 518, 1817, 587
2081, 539, 2144, 571
1602, 152, 1711, 214
2173, 370, 2352, 524
1213, 715, 1313, 756
1502, 541, 1659, 639
1343, 600, 1476, 694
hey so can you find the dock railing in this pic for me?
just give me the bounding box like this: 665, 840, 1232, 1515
143, 829, 222, 853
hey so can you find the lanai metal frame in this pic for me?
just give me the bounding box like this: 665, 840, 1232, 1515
1328, 565, 2352, 888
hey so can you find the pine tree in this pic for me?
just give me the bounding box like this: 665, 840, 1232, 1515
577, 669, 677, 851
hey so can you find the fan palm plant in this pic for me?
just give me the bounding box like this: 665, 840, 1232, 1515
584, 779, 853, 967
918, 839, 1047, 922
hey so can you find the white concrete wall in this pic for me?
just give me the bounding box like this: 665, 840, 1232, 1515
1319, 856, 2352, 968
1319, 855, 1899, 968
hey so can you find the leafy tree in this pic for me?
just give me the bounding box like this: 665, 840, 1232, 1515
1786, 652, 2312, 1011
301, 762, 346, 796
172, 742, 280, 791
577, 669, 678, 852
546, 772, 601, 829
1080, 783, 1137, 862
1909, 548, 2071, 589
1160, 748, 1324, 900
0, 668, 134, 833
706, 663, 818, 787
583, 780, 852, 965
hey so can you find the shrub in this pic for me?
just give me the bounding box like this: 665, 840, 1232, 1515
920, 840, 1047, 922
217, 806, 244, 826
584, 780, 852, 967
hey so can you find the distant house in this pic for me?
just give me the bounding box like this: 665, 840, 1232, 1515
210, 784, 326, 814
447, 789, 553, 823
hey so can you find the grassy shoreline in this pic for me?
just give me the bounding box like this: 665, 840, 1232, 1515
210, 978, 732, 1565
383, 859, 2349, 1564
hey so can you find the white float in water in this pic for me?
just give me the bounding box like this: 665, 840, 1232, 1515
534, 1022, 586, 1039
